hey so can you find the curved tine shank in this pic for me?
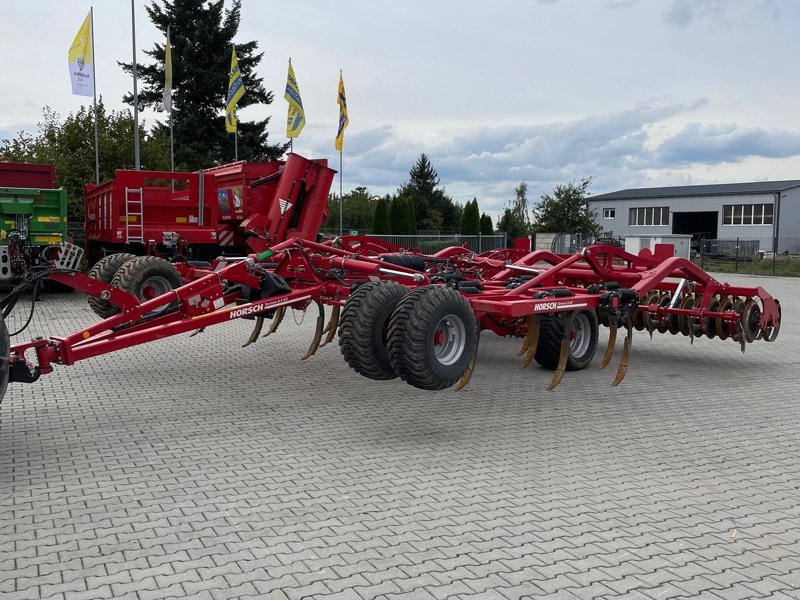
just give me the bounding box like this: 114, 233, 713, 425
302, 301, 325, 360
546, 337, 570, 391
612, 335, 631, 386
319, 305, 340, 348
521, 318, 541, 369
263, 306, 286, 337
242, 316, 264, 348
189, 327, 205, 337
456, 334, 480, 391
600, 322, 617, 369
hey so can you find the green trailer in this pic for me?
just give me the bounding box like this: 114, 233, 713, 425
0, 186, 69, 283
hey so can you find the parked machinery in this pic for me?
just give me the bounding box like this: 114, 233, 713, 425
0, 154, 782, 405
0, 162, 68, 285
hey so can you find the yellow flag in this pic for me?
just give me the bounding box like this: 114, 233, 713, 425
163, 27, 173, 112
68, 11, 94, 97
225, 46, 245, 133
335, 71, 349, 152
284, 59, 305, 138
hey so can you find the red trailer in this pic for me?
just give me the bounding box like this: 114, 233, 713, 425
83, 159, 305, 265
0, 162, 55, 189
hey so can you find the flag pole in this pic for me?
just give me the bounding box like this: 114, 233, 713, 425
90, 6, 99, 184
234, 122, 238, 161
130, 0, 140, 169
339, 151, 343, 236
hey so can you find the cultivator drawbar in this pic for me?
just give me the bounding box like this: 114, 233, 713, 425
0, 154, 782, 406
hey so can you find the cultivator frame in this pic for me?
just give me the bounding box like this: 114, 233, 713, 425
0, 153, 783, 403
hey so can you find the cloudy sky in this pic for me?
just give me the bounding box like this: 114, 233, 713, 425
2, 0, 800, 220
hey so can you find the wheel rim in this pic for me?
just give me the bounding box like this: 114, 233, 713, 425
570, 312, 592, 359
432, 314, 466, 366
140, 275, 172, 300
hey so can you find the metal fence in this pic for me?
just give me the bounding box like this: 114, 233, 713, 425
698, 238, 760, 259
335, 233, 508, 254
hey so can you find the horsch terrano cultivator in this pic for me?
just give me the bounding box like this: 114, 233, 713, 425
0, 154, 783, 405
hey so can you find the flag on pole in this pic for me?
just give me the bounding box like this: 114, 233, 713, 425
335, 71, 349, 152
225, 45, 245, 133
284, 58, 305, 138
68, 11, 94, 96
163, 27, 173, 112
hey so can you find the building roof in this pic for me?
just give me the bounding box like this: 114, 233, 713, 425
590, 180, 800, 201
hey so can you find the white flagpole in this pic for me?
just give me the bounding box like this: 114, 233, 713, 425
131, 0, 141, 169
90, 6, 99, 183
339, 151, 343, 236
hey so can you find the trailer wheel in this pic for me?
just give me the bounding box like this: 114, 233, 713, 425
388, 285, 478, 390
86, 253, 137, 318
0, 312, 9, 405
111, 256, 182, 316
338, 281, 409, 380
534, 309, 598, 371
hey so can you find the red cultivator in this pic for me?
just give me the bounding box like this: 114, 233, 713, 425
0, 154, 782, 404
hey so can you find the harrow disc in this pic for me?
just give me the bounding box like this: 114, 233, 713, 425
639, 291, 660, 332
338, 281, 409, 381
762, 301, 782, 342
655, 294, 671, 334
678, 294, 695, 336
716, 296, 734, 340
388, 285, 478, 390
704, 296, 719, 339
741, 299, 761, 344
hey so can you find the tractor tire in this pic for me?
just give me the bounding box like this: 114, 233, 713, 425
0, 312, 9, 405
86, 253, 137, 318
534, 309, 598, 371
110, 256, 183, 316
338, 281, 409, 380
388, 285, 478, 390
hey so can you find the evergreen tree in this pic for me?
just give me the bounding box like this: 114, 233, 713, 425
480, 212, 494, 235
461, 198, 481, 235
397, 154, 460, 231
390, 196, 415, 234
120, 0, 286, 170
372, 197, 391, 234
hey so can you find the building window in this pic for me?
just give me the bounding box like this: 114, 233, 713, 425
603, 208, 615, 219
629, 206, 669, 226
722, 203, 774, 226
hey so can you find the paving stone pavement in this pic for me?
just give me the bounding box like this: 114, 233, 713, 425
1, 272, 799, 600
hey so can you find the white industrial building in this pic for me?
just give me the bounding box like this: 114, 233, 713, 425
588, 181, 800, 255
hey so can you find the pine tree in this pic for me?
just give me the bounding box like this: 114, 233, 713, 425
461, 198, 481, 235
372, 197, 391, 234
397, 154, 460, 231
120, 0, 286, 169
480, 212, 494, 235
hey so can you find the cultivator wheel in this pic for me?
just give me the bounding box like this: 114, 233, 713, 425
388, 285, 478, 390
110, 256, 183, 317
86, 253, 136, 318
338, 281, 410, 380
535, 310, 599, 372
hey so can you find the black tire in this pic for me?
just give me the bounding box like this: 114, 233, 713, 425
388, 285, 478, 390
110, 256, 183, 316
0, 312, 9, 405
380, 254, 426, 272
534, 309, 598, 371
86, 253, 137, 318
338, 281, 409, 380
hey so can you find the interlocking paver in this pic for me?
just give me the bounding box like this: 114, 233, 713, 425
1, 274, 799, 599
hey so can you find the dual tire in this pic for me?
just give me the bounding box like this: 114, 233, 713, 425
86, 254, 182, 318
339, 283, 598, 390
339, 283, 478, 390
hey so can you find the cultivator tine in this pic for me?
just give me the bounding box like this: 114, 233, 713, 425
600, 322, 617, 369
612, 324, 633, 386
189, 327, 205, 337
455, 334, 480, 391
301, 301, 325, 360
319, 305, 340, 348
547, 314, 574, 391
520, 316, 541, 369
262, 306, 286, 337
242, 316, 264, 348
